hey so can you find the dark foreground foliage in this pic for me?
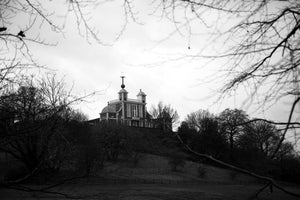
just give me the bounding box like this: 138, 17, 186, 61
178, 109, 300, 184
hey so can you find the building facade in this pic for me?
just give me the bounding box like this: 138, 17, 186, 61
99, 77, 155, 128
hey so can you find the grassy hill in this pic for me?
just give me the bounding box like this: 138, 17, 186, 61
83, 153, 258, 185
2, 153, 300, 200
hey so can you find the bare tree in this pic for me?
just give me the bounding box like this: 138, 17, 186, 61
150, 101, 179, 131
183, 109, 227, 158
239, 120, 280, 157
0, 74, 90, 181
151, 0, 300, 151
218, 108, 248, 161
185, 109, 214, 131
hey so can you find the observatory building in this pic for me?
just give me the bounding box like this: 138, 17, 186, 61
99, 77, 154, 128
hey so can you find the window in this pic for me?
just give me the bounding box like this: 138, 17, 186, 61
126, 104, 131, 117
139, 105, 143, 117
132, 104, 137, 117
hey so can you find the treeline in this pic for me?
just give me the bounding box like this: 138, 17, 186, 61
177, 109, 300, 183
1, 79, 300, 184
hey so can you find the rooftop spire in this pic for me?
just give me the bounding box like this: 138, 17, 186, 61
120, 76, 125, 88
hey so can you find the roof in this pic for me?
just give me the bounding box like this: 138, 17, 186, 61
118, 88, 128, 93
101, 105, 116, 113
137, 89, 146, 96
109, 98, 144, 104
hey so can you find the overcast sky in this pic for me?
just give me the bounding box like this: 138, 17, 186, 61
21, 1, 294, 128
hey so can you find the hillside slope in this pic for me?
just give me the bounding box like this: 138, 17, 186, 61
92, 154, 258, 185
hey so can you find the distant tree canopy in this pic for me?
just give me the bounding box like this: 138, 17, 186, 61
182, 109, 227, 158
178, 108, 298, 170
239, 121, 280, 157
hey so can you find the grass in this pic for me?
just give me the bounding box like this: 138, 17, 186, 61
1, 183, 300, 200
99, 154, 257, 184
1, 154, 300, 199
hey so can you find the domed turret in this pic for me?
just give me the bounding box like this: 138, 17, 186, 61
101, 104, 115, 113
119, 76, 128, 101
137, 89, 146, 103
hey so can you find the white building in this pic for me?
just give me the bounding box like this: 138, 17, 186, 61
99, 77, 155, 128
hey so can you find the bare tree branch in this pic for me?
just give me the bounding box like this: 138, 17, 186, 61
174, 131, 300, 198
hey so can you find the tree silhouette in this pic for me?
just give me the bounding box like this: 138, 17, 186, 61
150, 101, 179, 131
239, 120, 280, 157
0, 74, 92, 182
183, 109, 227, 158
218, 108, 248, 161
